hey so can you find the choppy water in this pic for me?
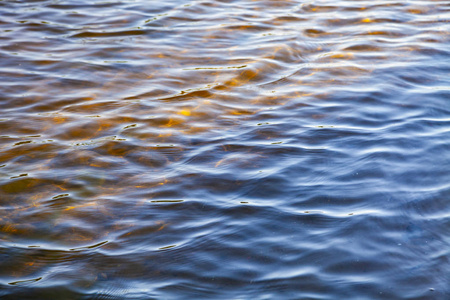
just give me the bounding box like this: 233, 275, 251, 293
1, 0, 449, 299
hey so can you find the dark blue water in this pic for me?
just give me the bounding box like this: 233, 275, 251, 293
0, 0, 449, 299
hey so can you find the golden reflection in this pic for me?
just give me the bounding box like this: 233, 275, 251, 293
178, 109, 191, 116
0, 0, 447, 294
64, 202, 97, 211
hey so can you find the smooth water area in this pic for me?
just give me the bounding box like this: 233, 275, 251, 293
1, 0, 449, 299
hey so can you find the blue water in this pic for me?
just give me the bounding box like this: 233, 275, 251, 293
0, 0, 449, 299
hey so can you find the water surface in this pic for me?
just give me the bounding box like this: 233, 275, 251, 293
1, 0, 449, 299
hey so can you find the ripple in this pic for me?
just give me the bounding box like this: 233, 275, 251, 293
1, 0, 449, 299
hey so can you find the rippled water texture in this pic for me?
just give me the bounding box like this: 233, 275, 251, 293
1, 0, 449, 299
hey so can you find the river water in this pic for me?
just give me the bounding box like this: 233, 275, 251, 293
1, 0, 449, 299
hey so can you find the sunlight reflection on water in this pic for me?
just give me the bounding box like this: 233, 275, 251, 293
0, 0, 449, 299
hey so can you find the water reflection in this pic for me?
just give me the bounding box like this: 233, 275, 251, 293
1, 0, 449, 299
